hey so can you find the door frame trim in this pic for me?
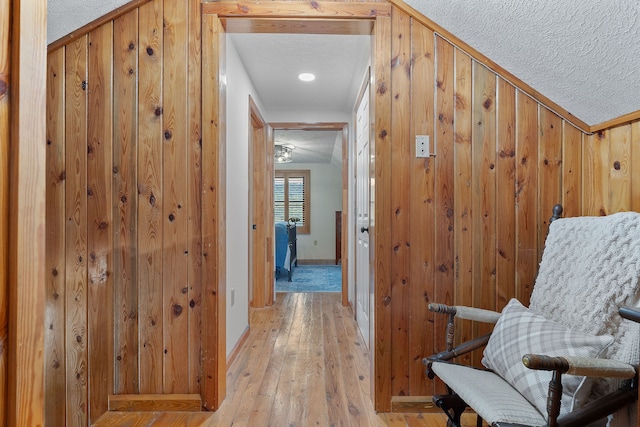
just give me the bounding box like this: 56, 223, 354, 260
270, 122, 349, 307
249, 96, 273, 308
202, 2, 393, 411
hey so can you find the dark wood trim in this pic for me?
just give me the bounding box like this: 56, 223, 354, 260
47, 0, 156, 52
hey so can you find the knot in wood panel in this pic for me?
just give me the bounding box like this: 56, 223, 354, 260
173, 304, 183, 317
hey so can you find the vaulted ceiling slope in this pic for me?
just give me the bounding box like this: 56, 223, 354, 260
48, 0, 640, 128
402, 0, 640, 127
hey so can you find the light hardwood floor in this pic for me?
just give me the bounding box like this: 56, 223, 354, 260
208, 292, 480, 427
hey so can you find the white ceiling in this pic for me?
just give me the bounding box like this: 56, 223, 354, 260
230, 33, 370, 165
48, 0, 640, 135
274, 129, 343, 165
229, 33, 371, 115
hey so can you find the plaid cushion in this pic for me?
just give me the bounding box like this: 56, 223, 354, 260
482, 298, 614, 420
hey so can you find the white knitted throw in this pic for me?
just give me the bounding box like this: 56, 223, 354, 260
529, 211, 640, 427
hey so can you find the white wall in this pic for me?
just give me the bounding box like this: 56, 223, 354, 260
225, 42, 370, 356
275, 163, 343, 262
225, 37, 268, 357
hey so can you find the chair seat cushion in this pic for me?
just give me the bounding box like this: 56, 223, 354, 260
431, 362, 546, 425
481, 298, 614, 419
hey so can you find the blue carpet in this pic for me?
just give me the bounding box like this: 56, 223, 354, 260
276, 265, 341, 293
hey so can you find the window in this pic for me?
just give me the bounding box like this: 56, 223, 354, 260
275, 170, 310, 234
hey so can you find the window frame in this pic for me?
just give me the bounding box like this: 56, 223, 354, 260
274, 169, 311, 234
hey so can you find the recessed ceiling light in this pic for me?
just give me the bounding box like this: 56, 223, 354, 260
298, 73, 316, 82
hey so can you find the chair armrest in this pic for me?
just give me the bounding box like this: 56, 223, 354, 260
424, 333, 492, 364
522, 354, 637, 379
619, 306, 640, 323
428, 303, 501, 324
422, 334, 492, 379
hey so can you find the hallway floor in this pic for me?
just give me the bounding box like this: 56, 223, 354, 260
208, 292, 481, 427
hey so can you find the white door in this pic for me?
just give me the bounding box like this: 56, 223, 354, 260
355, 85, 370, 349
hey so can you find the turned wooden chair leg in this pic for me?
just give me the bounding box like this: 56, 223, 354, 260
434, 394, 467, 427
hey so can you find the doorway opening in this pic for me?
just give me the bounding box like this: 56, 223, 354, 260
201, 6, 389, 410
269, 123, 350, 306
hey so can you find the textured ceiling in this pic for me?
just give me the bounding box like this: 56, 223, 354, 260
48, 0, 131, 42
404, 0, 640, 126
48, 0, 640, 127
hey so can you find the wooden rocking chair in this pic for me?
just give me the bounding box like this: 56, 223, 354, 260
423, 206, 640, 427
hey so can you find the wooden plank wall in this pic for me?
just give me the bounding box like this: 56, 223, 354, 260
383, 5, 640, 400
45, 0, 205, 424
7, 0, 47, 425
39, 0, 640, 421
0, 0, 10, 423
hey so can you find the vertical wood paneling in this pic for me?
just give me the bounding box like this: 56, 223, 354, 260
87, 22, 114, 423
373, 14, 392, 412
495, 78, 516, 307
163, 0, 190, 394
0, 0, 8, 419
408, 20, 435, 396
389, 6, 410, 397
583, 131, 609, 216
113, 9, 139, 395
471, 63, 496, 367
632, 121, 640, 212
40, 1, 640, 416
562, 123, 583, 218
187, 0, 203, 395
433, 35, 454, 374
8, 2, 47, 424
452, 50, 472, 363
46, 0, 207, 418
537, 107, 562, 256
202, 13, 226, 410
609, 125, 632, 212
45, 48, 67, 427
137, 0, 164, 394
514, 92, 538, 305
65, 35, 89, 427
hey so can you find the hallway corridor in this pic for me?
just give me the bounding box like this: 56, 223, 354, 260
209, 292, 481, 426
